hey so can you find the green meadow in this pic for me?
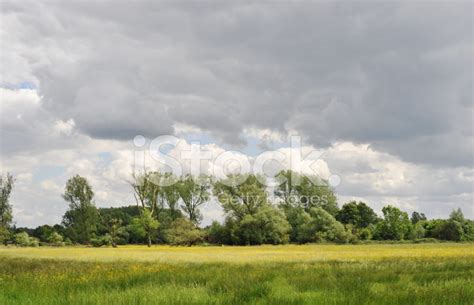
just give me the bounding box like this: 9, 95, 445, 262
1, 243, 473, 305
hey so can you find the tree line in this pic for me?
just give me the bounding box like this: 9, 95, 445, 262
0, 171, 473, 247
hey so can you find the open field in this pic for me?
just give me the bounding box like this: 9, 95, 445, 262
1, 243, 473, 304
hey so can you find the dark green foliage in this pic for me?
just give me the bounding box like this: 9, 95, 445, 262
98, 206, 140, 228
106, 218, 126, 247
437, 220, 464, 241
62, 207, 99, 244
411, 211, 427, 224
279, 205, 307, 242
462, 220, 474, 241
96, 206, 139, 244
422, 209, 474, 242
205, 221, 228, 245
336, 201, 379, 228
32, 225, 55, 242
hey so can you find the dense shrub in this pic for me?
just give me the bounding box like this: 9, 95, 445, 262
206, 221, 228, 245
0, 226, 10, 245
14, 232, 39, 247
296, 207, 351, 244
48, 232, 65, 247
358, 227, 373, 241
166, 218, 203, 246
91, 234, 114, 247
237, 205, 291, 245
409, 222, 426, 240
422, 210, 474, 242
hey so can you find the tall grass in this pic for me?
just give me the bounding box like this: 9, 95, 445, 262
0, 244, 473, 304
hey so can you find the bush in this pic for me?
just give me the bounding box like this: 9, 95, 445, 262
438, 220, 464, 241
206, 221, 227, 245
91, 234, 113, 247
409, 222, 426, 240
14, 232, 31, 247
358, 227, 373, 240
166, 218, 203, 246
13, 232, 39, 247
29, 237, 40, 247
297, 207, 350, 244
412, 238, 439, 243
0, 227, 11, 245
48, 232, 65, 247
237, 205, 291, 245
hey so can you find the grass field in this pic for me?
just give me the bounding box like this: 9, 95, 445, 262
0, 243, 473, 304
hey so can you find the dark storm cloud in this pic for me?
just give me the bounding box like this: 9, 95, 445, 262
2, 1, 472, 167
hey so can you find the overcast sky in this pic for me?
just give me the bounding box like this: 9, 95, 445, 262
0, 1, 472, 227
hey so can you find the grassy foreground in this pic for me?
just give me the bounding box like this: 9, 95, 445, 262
0, 243, 473, 305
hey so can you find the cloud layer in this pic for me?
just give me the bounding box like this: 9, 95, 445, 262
0, 2, 472, 226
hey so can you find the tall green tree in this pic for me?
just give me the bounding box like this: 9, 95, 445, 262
274, 170, 338, 216
375, 205, 412, 240
449, 208, 465, 223
130, 171, 182, 243
0, 173, 14, 227
0, 173, 14, 244
214, 174, 268, 220
129, 209, 159, 247
107, 218, 125, 248
411, 211, 427, 224
274, 170, 300, 205
161, 173, 181, 220
295, 175, 339, 216
177, 175, 210, 224
130, 171, 163, 217
434, 208, 473, 242
336, 201, 378, 228
62, 175, 99, 244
